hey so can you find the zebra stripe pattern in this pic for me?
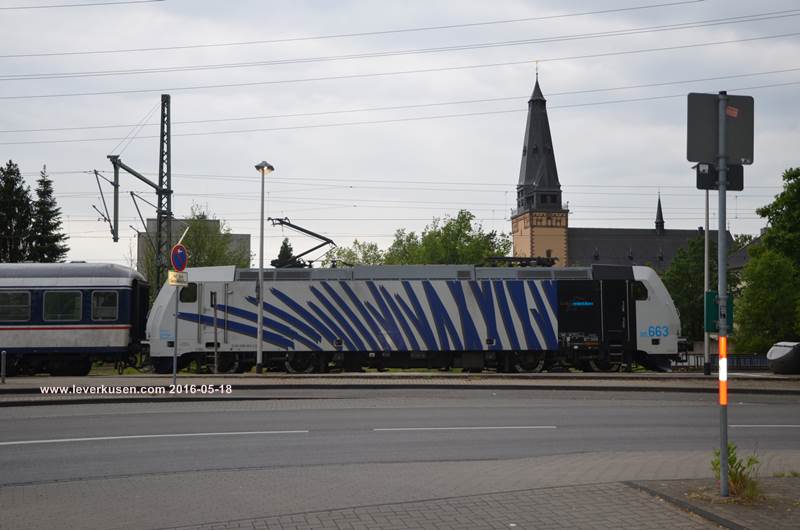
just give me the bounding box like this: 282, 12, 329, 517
179, 279, 559, 352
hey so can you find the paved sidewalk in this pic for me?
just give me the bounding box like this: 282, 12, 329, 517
633, 477, 800, 530
164, 483, 715, 530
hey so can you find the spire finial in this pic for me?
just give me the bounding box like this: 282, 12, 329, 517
535, 61, 539, 80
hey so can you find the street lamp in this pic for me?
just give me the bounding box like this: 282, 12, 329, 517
254, 160, 274, 374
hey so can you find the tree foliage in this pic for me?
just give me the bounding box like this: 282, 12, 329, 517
28, 165, 69, 262
141, 204, 251, 291
734, 166, 800, 351
273, 238, 296, 268
757, 167, 800, 267
0, 160, 33, 262
321, 239, 385, 267
734, 248, 800, 354
662, 236, 719, 341
181, 205, 251, 268
383, 210, 511, 265
731, 233, 754, 253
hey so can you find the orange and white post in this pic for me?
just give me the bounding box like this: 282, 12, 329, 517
718, 336, 728, 406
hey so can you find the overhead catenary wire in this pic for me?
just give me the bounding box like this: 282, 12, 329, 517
0, 1, 704, 58
109, 101, 159, 155
3, 9, 797, 82
3, 66, 799, 134
2, 30, 800, 101
18, 169, 788, 191
0, 0, 163, 10
2, 78, 798, 146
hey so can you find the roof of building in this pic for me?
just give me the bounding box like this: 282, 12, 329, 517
728, 235, 762, 270
567, 227, 730, 271
517, 78, 560, 191
656, 196, 665, 225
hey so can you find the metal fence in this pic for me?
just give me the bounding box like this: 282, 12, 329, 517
673, 352, 769, 371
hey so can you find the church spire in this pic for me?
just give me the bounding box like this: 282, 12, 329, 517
655, 194, 665, 235
515, 75, 562, 213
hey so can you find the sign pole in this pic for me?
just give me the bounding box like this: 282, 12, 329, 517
704, 189, 711, 376
173, 285, 179, 387
169, 240, 189, 388
717, 90, 730, 497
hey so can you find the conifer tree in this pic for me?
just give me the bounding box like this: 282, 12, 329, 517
29, 165, 69, 262
272, 237, 296, 267
0, 160, 33, 262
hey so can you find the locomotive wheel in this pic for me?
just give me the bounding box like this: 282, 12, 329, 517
512, 351, 546, 373
214, 353, 237, 374
586, 359, 621, 372
285, 352, 319, 374
151, 357, 173, 374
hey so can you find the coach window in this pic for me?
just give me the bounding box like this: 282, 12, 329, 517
43, 291, 82, 321
92, 291, 118, 321
633, 281, 649, 301
179, 283, 197, 303
0, 291, 30, 321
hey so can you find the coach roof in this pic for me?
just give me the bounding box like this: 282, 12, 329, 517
0, 262, 146, 281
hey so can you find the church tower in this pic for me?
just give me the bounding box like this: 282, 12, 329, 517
655, 194, 665, 236
511, 76, 569, 266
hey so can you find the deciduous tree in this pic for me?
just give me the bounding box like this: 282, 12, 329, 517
734, 248, 800, 353
662, 236, 718, 341
383, 210, 511, 265
757, 167, 800, 267
321, 239, 384, 267
141, 204, 251, 294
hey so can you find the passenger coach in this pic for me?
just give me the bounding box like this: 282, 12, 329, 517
0, 263, 149, 375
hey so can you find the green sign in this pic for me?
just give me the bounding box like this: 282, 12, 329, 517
704, 291, 734, 332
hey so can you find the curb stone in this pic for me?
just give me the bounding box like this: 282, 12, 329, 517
626, 481, 747, 530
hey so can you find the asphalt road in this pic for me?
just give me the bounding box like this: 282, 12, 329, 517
1, 389, 800, 529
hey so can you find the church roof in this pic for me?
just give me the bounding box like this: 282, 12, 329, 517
567, 227, 732, 271
656, 196, 664, 225
518, 78, 560, 190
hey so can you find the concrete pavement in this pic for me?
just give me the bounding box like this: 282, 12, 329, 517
2, 393, 800, 528
164, 482, 717, 530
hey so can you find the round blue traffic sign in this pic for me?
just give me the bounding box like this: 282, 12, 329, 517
171, 244, 188, 272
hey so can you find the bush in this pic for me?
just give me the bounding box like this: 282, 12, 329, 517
711, 443, 761, 500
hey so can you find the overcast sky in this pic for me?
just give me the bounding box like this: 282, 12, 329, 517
1, 0, 798, 267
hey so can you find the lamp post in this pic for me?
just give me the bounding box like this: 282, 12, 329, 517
254, 160, 274, 374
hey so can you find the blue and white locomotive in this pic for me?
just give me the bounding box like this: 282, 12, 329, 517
147, 264, 681, 373
0, 263, 150, 375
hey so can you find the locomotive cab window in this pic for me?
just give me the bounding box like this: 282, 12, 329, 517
633, 281, 648, 301
0, 291, 30, 321
179, 283, 197, 303
43, 291, 82, 321
92, 291, 118, 321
